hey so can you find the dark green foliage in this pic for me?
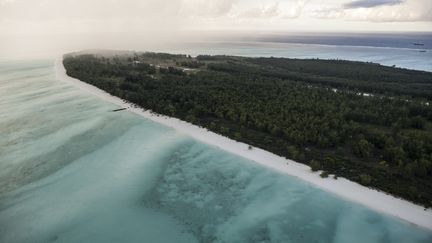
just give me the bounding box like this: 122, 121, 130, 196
310, 160, 321, 172
159, 67, 185, 76
359, 173, 372, 185
64, 53, 432, 207
409, 116, 426, 129
320, 171, 330, 178
179, 61, 205, 68
354, 138, 374, 158
141, 52, 187, 59
207, 57, 432, 99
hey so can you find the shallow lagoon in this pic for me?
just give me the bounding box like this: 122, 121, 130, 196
1, 60, 432, 243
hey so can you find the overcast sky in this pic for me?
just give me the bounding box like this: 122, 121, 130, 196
0, 0, 430, 58
0, 0, 431, 35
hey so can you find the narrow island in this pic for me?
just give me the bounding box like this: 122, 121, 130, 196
61, 50, 432, 225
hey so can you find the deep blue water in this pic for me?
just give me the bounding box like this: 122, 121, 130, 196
244, 32, 432, 50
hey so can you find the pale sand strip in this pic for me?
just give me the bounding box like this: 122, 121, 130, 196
55, 57, 432, 230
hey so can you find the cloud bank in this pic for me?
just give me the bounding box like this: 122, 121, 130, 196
0, 0, 430, 35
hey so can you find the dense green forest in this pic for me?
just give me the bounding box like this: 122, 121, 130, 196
64, 52, 432, 207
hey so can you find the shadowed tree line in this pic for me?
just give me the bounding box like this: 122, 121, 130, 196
64, 52, 432, 207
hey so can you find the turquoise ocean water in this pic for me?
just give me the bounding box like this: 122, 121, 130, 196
0, 59, 432, 243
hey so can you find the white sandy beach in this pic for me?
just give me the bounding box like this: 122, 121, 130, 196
55, 57, 432, 231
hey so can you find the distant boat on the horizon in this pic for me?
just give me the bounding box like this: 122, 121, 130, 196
413, 43, 425, 46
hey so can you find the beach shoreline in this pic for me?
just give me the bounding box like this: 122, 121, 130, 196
55, 57, 432, 230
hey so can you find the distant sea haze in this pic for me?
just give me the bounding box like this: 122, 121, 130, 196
165, 32, 432, 72
228, 32, 432, 50
1, 32, 430, 72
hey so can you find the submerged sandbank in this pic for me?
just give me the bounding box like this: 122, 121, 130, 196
55, 57, 432, 230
